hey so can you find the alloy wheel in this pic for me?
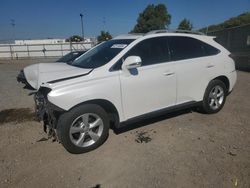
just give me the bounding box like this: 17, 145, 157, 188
69, 113, 104, 147
208, 85, 224, 110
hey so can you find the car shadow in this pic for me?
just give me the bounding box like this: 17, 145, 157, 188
112, 108, 194, 135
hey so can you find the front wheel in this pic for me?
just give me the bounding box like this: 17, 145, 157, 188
58, 104, 109, 154
200, 80, 227, 114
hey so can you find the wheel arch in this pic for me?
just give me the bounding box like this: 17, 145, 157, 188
69, 99, 120, 128
212, 75, 230, 93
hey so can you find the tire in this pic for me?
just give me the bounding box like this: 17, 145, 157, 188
57, 104, 109, 154
200, 79, 227, 114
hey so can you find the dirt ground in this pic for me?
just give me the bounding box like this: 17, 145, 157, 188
0, 59, 249, 188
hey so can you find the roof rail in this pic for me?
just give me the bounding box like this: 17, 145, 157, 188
145, 30, 206, 36
128, 32, 145, 36
174, 30, 205, 35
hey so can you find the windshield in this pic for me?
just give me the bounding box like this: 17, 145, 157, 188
57, 51, 86, 63
71, 39, 134, 69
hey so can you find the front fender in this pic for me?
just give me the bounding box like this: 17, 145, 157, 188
47, 75, 125, 121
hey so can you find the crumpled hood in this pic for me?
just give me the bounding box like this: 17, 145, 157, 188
23, 63, 92, 90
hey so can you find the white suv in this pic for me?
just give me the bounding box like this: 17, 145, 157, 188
19, 31, 237, 153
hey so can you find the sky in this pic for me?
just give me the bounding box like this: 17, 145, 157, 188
0, 0, 249, 41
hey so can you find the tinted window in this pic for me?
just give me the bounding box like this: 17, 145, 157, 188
71, 39, 134, 69
112, 37, 170, 70
169, 37, 220, 61
56, 51, 86, 63
127, 37, 169, 66
202, 42, 220, 56
169, 37, 205, 61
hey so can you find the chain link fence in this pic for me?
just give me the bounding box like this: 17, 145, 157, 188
208, 24, 250, 71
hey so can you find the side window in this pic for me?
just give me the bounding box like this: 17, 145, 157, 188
127, 37, 170, 66
202, 42, 220, 56
168, 37, 206, 61
111, 37, 170, 70
168, 36, 220, 61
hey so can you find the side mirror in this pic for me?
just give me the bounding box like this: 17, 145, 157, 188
122, 56, 142, 70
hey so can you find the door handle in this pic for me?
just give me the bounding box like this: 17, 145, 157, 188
206, 64, 215, 68
163, 72, 175, 76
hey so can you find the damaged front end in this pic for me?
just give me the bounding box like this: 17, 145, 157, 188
34, 87, 65, 141
17, 70, 35, 90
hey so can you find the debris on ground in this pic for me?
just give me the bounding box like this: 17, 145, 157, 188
228, 151, 237, 156
135, 131, 152, 143
36, 137, 48, 142
91, 184, 101, 188
231, 178, 238, 186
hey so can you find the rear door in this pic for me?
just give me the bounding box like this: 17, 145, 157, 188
168, 36, 215, 104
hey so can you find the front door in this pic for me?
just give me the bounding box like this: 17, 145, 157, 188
119, 37, 176, 120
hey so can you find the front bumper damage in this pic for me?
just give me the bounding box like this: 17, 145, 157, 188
34, 87, 65, 141
17, 70, 35, 90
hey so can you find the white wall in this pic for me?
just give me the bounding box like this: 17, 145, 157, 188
0, 42, 94, 59
15, 39, 66, 45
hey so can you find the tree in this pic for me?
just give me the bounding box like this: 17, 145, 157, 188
66, 35, 83, 42
178, 19, 193, 30
223, 12, 250, 28
97, 31, 112, 42
131, 4, 171, 33
199, 12, 250, 33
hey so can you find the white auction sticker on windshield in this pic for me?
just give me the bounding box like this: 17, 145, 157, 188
111, 44, 127, 49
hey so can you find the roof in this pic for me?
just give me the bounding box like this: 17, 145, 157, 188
113, 30, 209, 40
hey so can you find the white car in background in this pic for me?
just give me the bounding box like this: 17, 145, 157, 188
18, 30, 237, 154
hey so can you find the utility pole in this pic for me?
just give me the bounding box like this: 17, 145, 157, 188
11, 19, 16, 42
80, 13, 84, 41
102, 17, 106, 31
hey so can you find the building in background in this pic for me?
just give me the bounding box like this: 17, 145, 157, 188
14, 37, 97, 45
15, 39, 66, 45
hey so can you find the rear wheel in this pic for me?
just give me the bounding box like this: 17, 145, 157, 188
58, 104, 109, 154
201, 80, 227, 114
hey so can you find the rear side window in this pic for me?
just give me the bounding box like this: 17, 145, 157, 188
168, 36, 220, 61
202, 41, 220, 56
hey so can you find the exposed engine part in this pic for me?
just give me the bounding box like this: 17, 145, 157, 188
34, 88, 61, 142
